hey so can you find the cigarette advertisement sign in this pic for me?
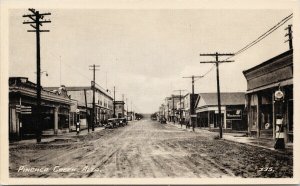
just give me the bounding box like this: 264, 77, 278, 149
226, 109, 242, 120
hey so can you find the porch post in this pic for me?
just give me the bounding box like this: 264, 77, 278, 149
54, 106, 59, 134
257, 93, 261, 138
272, 93, 275, 139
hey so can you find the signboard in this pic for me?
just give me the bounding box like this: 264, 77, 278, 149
16, 105, 32, 114
226, 109, 242, 120
190, 114, 197, 117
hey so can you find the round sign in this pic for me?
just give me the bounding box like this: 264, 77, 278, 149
265, 123, 270, 129
275, 90, 284, 100
76, 109, 80, 113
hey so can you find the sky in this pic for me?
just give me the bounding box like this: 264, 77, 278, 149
9, 9, 293, 113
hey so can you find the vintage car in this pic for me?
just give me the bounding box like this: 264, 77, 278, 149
160, 117, 167, 124
118, 118, 128, 127
105, 118, 118, 129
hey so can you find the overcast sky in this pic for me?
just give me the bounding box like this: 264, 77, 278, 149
9, 9, 292, 113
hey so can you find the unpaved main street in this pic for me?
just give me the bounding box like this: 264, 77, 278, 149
9, 119, 293, 178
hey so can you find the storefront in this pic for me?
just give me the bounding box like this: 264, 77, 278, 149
9, 77, 74, 140
243, 49, 293, 143
195, 92, 247, 131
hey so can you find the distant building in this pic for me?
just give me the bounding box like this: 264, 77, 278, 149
9, 77, 75, 140
158, 104, 165, 118
195, 92, 247, 131
243, 49, 293, 142
45, 84, 113, 128
182, 93, 199, 125
176, 101, 184, 122
165, 95, 181, 122
115, 101, 125, 118
127, 111, 135, 121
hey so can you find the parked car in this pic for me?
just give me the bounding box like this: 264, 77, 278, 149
118, 118, 127, 127
160, 117, 167, 124
105, 118, 118, 129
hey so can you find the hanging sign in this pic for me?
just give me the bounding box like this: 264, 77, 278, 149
16, 105, 32, 114
274, 90, 284, 101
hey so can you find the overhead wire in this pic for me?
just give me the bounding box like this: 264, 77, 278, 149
199, 13, 293, 78
47, 51, 92, 82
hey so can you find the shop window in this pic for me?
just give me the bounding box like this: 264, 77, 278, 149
260, 104, 273, 130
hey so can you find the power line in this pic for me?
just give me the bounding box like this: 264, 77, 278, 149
235, 13, 293, 55
47, 51, 92, 82
199, 13, 293, 78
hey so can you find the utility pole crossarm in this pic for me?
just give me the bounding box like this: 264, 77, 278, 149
27, 30, 50, 32
200, 60, 234, 63
182, 75, 204, 78
200, 53, 235, 56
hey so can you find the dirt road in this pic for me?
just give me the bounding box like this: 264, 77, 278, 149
9, 119, 293, 178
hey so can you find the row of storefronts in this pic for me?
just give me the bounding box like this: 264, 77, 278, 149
159, 49, 293, 145
9, 77, 76, 140
9, 77, 116, 140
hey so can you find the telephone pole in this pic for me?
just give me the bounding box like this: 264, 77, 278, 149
172, 95, 175, 123
89, 64, 100, 131
285, 24, 293, 50
173, 89, 186, 126
183, 75, 203, 131
200, 52, 234, 138
122, 94, 125, 117
126, 98, 129, 119
23, 8, 51, 143
113, 86, 116, 117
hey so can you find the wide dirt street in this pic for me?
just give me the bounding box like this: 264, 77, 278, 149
9, 118, 293, 178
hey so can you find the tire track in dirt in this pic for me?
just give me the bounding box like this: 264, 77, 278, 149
10, 119, 239, 178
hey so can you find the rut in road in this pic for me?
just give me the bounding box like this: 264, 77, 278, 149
10, 119, 234, 178
67, 119, 231, 178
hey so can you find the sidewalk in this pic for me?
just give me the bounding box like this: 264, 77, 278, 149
167, 122, 293, 152
9, 127, 105, 145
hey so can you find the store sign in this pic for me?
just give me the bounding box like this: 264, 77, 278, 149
226, 109, 242, 120
16, 105, 32, 114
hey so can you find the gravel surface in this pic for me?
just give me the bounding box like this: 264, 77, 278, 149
9, 119, 293, 178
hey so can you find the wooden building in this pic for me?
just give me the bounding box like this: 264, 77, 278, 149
45, 85, 114, 128
9, 77, 75, 140
243, 49, 293, 142
195, 92, 247, 131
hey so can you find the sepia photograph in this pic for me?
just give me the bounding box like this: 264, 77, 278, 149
0, 0, 299, 185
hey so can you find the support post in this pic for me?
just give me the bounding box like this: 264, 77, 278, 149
54, 107, 58, 134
